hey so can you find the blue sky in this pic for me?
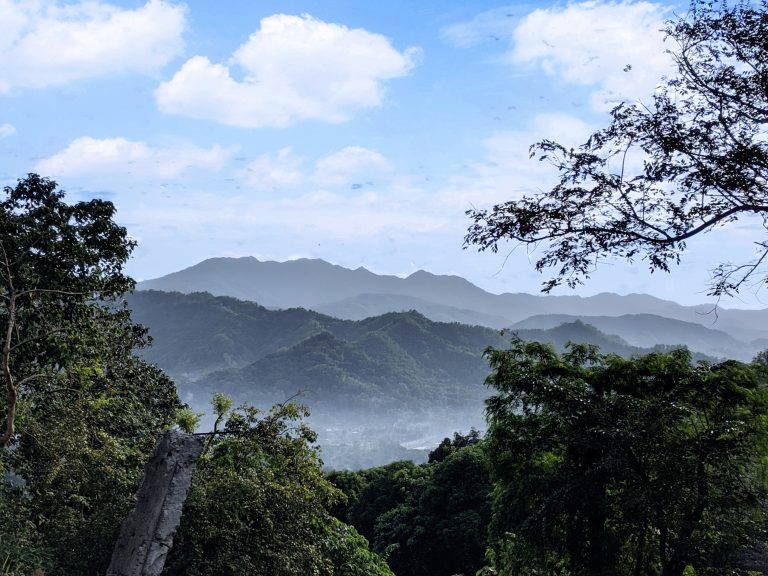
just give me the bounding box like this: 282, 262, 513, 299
2, 0, 763, 308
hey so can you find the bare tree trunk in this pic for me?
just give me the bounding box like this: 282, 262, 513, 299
106, 430, 203, 576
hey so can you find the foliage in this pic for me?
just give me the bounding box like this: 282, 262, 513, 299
428, 428, 482, 463
0, 174, 136, 445
482, 339, 768, 576
174, 405, 202, 433
4, 324, 182, 575
320, 517, 394, 576
0, 488, 51, 576
329, 461, 421, 544
163, 400, 393, 576
753, 348, 768, 366
329, 440, 493, 576
465, 1, 768, 296
0, 174, 183, 575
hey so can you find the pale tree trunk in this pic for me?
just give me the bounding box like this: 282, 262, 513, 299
106, 430, 203, 576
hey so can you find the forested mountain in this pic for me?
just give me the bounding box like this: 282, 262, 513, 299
513, 313, 756, 360
128, 291, 714, 425
128, 290, 504, 385
138, 256, 768, 341
129, 289, 510, 468
127, 290, 506, 414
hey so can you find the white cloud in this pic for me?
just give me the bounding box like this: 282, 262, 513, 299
0, 0, 186, 93
225, 120, 594, 251
155, 13, 420, 128
239, 147, 305, 192
443, 113, 595, 209
313, 146, 391, 186
0, 123, 16, 138
127, 185, 447, 244
239, 145, 393, 191
511, 1, 673, 110
35, 137, 231, 180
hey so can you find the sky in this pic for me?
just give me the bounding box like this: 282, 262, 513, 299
1, 0, 765, 308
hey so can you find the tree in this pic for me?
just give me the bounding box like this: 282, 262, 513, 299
428, 428, 482, 463
329, 442, 493, 576
465, 0, 768, 295
481, 340, 768, 576
0, 174, 135, 445
6, 344, 182, 575
0, 174, 185, 574
163, 399, 394, 576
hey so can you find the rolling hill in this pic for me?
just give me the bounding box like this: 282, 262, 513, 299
512, 313, 757, 361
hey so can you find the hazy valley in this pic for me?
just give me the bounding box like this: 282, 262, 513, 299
131, 257, 762, 468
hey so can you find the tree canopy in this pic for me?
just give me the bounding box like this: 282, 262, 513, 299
480, 340, 768, 576
328, 437, 492, 576
0, 174, 183, 574
164, 399, 394, 576
2, 333, 183, 575
0, 174, 136, 445
465, 0, 768, 295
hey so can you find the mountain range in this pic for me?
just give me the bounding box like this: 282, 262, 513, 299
128, 290, 505, 413
128, 289, 513, 468
129, 262, 745, 468
128, 290, 715, 419
138, 257, 768, 361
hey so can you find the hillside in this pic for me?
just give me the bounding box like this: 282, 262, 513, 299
128, 291, 716, 418
128, 291, 719, 468
314, 293, 511, 328
513, 313, 756, 361
137, 257, 768, 342
128, 291, 506, 414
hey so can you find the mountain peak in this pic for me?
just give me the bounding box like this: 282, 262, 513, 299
407, 269, 433, 278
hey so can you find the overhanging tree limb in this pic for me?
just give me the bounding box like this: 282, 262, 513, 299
465, 0, 768, 295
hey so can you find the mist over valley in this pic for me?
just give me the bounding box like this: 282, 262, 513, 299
131, 257, 762, 469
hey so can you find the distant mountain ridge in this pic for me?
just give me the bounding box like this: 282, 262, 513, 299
138, 257, 483, 313
512, 313, 758, 361
128, 291, 716, 416
138, 257, 768, 346
314, 293, 512, 328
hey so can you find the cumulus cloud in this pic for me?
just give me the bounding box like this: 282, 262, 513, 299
239, 145, 393, 191
239, 147, 305, 192
0, 123, 16, 138
35, 137, 231, 180
313, 146, 391, 186
155, 13, 420, 128
511, 1, 673, 109
0, 0, 186, 93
